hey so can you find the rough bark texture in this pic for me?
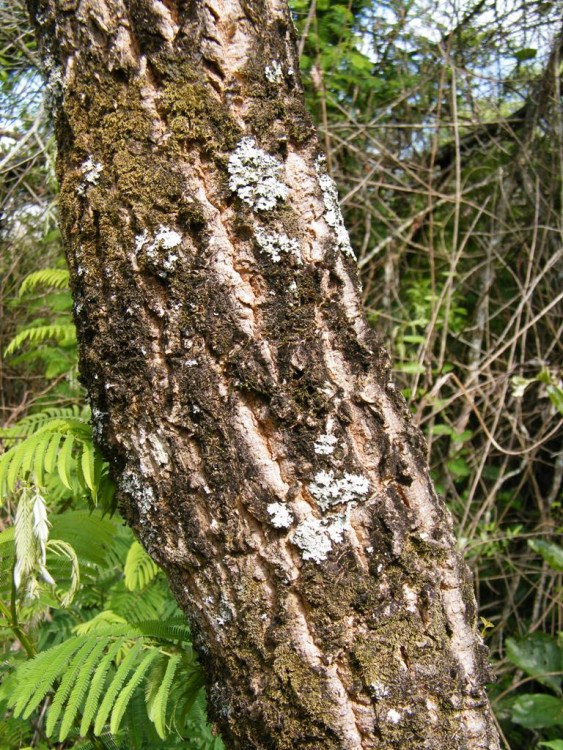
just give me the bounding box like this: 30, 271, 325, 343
27, 1, 501, 748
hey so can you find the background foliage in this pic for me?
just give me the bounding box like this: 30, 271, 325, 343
1, 0, 562, 747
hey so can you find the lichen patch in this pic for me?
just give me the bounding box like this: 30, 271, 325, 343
292, 513, 350, 563
308, 469, 370, 512
265, 60, 283, 83
313, 433, 338, 455
77, 157, 103, 194
267, 502, 294, 529
228, 137, 288, 211
315, 155, 355, 258
254, 226, 302, 264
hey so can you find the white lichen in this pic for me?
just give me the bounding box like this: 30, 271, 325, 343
292, 513, 349, 563
292, 518, 332, 563
119, 470, 155, 514
315, 156, 355, 258
228, 138, 288, 211
308, 469, 370, 511
267, 502, 294, 529
135, 226, 182, 275
370, 681, 390, 699
77, 157, 103, 194
387, 708, 402, 724
254, 226, 302, 264
152, 225, 182, 250
403, 584, 418, 614
325, 512, 349, 543
265, 60, 283, 83
135, 229, 149, 253
313, 433, 338, 455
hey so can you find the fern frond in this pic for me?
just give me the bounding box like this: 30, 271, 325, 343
110, 649, 159, 735
80, 637, 126, 737
49, 511, 117, 568
19, 269, 70, 296
94, 641, 142, 734
57, 433, 75, 490
81, 441, 96, 493
45, 638, 100, 736
147, 653, 181, 739
132, 619, 192, 644
124, 541, 160, 591
0, 416, 108, 507
57, 638, 107, 741
4, 324, 76, 358
9, 636, 88, 717
44, 431, 63, 475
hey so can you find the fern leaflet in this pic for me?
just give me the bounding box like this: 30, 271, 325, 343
18, 269, 70, 296
58, 638, 110, 741
80, 637, 125, 737
109, 649, 160, 735
94, 641, 142, 734
147, 653, 181, 739
124, 540, 160, 591
4, 324, 76, 357
45, 638, 100, 736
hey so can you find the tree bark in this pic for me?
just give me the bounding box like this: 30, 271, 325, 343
26, 1, 500, 747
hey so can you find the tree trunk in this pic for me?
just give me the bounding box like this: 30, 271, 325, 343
26, 1, 500, 747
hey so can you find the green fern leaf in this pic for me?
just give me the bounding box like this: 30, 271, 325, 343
133, 619, 192, 644
80, 442, 96, 492
49, 511, 117, 568
58, 637, 109, 742
45, 638, 100, 736
6, 441, 29, 493
19, 269, 70, 296
80, 637, 125, 736
9, 637, 88, 718
109, 649, 159, 735
148, 653, 181, 739
44, 433, 62, 475
57, 434, 74, 490
33, 433, 46, 487
124, 541, 159, 591
4, 324, 76, 358
23, 432, 53, 487
94, 642, 142, 735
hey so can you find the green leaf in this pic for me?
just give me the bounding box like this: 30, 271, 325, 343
110, 649, 159, 734
147, 653, 181, 739
10, 637, 87, 718
81, 441, 96, 492
528, 539, 563, 572
57, 434, 74, 490
45, 639, 99, 736
402, 334, 425, 344
515, 47, 537, 61
547, 384, 563, 415
506, 633, 562, 695
539, 741, 563, 749
124, 541, 160, 591
395, 362, 425, 374
511, 694, 563, 728
446, 458, 471, 478
44, 433, 62, 474
94, 641, 142, 734
80, 636, 126, 736
58, 637, 108, 741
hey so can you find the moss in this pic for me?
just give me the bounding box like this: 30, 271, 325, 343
159, 76, 242, 154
